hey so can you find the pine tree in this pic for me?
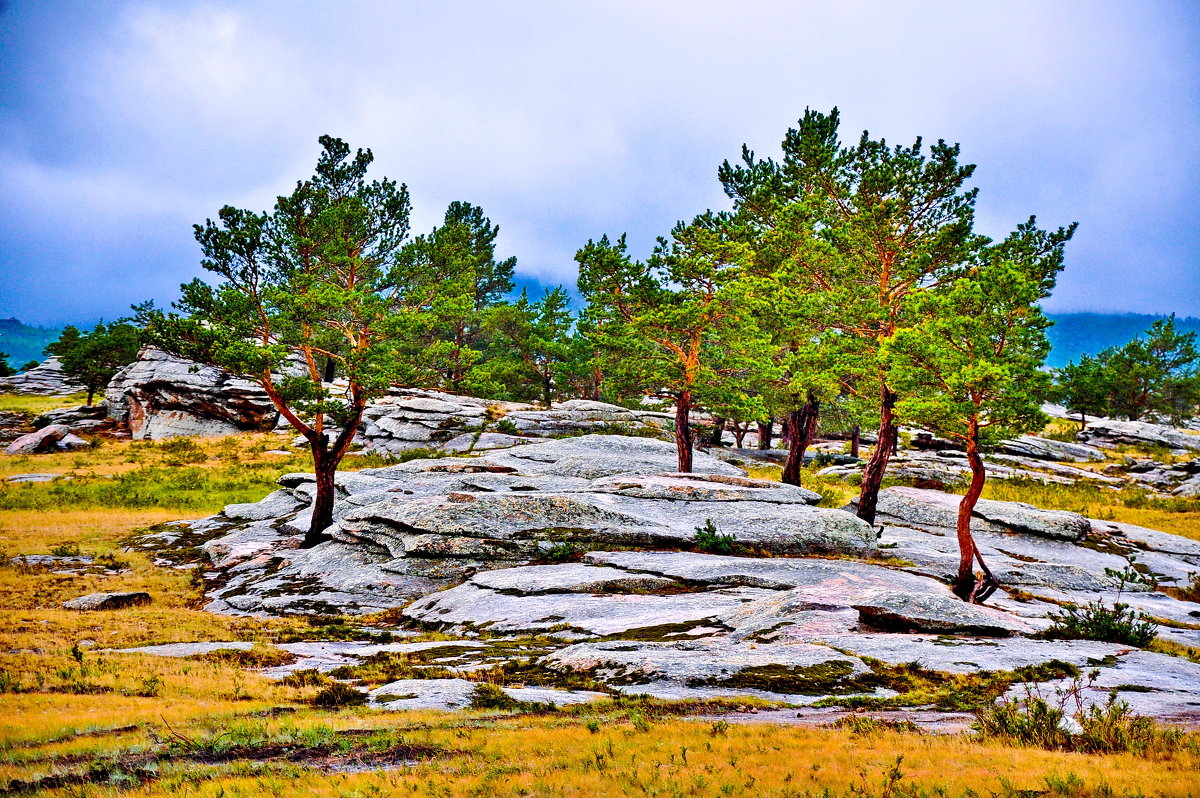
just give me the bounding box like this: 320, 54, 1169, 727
138, 136, 420, 546
1054, 355, 1112, 430
577, 221, 773, 472
483, 287, 575, 407
720, 108, 984, 522
883, 221, 1072, 601
45, 321, 141, 404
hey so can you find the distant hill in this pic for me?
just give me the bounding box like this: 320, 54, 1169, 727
1044, 313, 1200, 368
0, 318, 64, 370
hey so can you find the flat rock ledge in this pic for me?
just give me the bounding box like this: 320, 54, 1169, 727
135, 435, 873, 617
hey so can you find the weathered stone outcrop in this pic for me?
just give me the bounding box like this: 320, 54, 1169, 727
128, 425, 1200, 722
102, 348, 671, 444
146, 435, 876, 616
997, 435, 1107, 463
105, 347, 281, 439
357, 394, 670, 454
1079, 418, 1200, 453
0, 357, 82, 395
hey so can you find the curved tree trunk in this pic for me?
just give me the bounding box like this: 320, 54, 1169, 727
952, 421, 998, 603
675, 391, 694, 473
732, 421, 748, 448
856, 384, 898, 525
782, 394, 820, 486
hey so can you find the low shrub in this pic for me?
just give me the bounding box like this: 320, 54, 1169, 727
975, 678, 1187, 755
311, 682, 368, 709
279, 669, 331, 688
469, 682, 519, 710
693, 519, 735, 555
1042, 600, 1157, 647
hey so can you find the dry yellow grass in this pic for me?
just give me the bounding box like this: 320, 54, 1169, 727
2, 711, 1197, 797
0, 432, 302, 481
0, 393, 90, 415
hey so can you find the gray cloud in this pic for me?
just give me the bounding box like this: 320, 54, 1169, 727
1, 0, 1197, 324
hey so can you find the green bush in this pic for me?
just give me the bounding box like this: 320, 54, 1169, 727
494, 418, 521, 436
1042, 600, 1157, 647
693, 519, 735, 555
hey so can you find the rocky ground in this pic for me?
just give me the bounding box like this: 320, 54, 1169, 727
6, 346, 1200, 726
119, 433, 1200, 724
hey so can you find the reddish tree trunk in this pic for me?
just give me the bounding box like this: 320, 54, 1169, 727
307, 443, 338, 548
757, 419, 773, 450
856, 384, 898, 525
304, 404, 366, 548
782, 394, 820, 486
850, 425, 860, 458
675, 391, 694, 473
952, 424, 998, 602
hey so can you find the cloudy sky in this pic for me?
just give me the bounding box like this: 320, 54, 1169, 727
1, 1, 1197, 326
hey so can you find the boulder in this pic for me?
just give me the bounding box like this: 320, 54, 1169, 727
63, 592, 151, 610
5, 424, 73, 454
35, 404, 108, 430
105, 347, 281, 439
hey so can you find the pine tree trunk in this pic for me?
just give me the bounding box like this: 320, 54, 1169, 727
708, 417, 726, 447
675, 391, 694, 473
757, 419, 773, 450
303, 403, 367, 548
306, 442, 337, 548
86, 388, 95, 406
782, 394, 820, 486
542, 375, 553, 409
952, 423, 997, 602
733, 422, 747, 448
856, 384, 898, 524
850, 425, 860, 458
